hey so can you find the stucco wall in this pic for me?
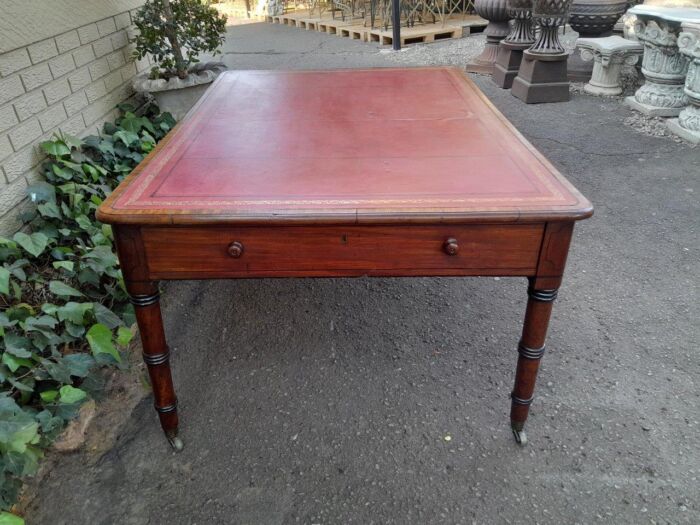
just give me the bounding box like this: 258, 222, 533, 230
0, 0, 149, 235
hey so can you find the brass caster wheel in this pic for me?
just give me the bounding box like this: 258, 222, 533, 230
166, 432, 184, 452
512, 428, 527, 446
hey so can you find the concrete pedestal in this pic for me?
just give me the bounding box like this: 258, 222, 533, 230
511, 51, 570, 103
493, 42, 532, 88
625, 6, 699, 117
578, 36, 643, 96
667, 21, 700, 143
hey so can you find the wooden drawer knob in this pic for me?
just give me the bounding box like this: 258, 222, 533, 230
227, 241, 244, 258
443, 238, 459, 256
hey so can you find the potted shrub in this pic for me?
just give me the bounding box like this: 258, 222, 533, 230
131, 0, 228, 120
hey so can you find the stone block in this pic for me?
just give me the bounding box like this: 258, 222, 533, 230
82, 96, 116, 127
0, 76, 25, 106
78, 23, 100, 45
39, 104, 68, 132
111, 30, 129, 50
0, 49, 31, 77
97, 17, 118, 37
27, 38, 59, 64
64, 91, 89, 116
0, 135, 12, 164
73, 44, 96, 68
89, 58, 110, 81
8, 119, 41, 150
0, 105, 19, 134
104, 71, 123, 92
13, 91, 47, 121
107, 50, 126, 72
1, 145, 41, 182
55, 30, 81, 54
48, 54, 76, 79
92, 36, 113, 58
120, 62, 138, 83
0, 177, 28, 215
59, 114, 86, 136
0, 205, 25, 237
43, 78, 71, 105
115, 12, 132, 30
85, 80, 107, 103
67, 68, 91, 92
20, 63, 52, 91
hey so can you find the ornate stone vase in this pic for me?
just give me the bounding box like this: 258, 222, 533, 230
568, 0, 629, 79
510, 0, 573, 103
668, 22, 700, 143
467, 0, 511, 73
492, 0, 536, 88
529, 0, 574, 56
569, 0, 628, 37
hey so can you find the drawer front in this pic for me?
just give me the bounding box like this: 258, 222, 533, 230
141, 224, 544, 278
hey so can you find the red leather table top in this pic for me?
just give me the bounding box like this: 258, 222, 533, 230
98, 67, 592, 225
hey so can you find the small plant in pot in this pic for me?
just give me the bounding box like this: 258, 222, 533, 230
131, 0, 228, 120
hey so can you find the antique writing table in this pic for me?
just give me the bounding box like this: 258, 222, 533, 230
97, 67, 592, 450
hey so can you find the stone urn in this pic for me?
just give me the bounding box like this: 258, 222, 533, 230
467, 0, 511, 74
133, 62, 227, 121
568, 0, 629, 79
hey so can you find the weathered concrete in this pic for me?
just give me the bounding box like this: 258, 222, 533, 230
25, 22, 700, 525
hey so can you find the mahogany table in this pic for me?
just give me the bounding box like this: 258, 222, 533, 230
97, 67, 592, 450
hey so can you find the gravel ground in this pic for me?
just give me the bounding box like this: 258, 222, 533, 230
25, 22, 700, 525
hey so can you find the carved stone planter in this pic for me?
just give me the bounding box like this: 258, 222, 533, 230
467, 0, 511, 74
624, 6, 698, 117
668, 21, 700, 143
493, 0, 536, 88
578, 35, 643, 95
568, 0, 629, 79
511, 0, 574, 103
133, 62, 227, 121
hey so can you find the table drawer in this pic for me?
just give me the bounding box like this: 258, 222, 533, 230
141, 224, 544, 278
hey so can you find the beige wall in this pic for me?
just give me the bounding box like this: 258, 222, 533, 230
0, 0, 149, 235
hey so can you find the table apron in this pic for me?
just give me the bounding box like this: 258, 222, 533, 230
135, 224, 545, 279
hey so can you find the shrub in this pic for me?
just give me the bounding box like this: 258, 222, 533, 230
0, 104, 176, 513
132, 0, 227, 80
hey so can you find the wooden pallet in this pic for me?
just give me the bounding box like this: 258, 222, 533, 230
368, 23, 463, 46
317, 17, 362, 35
339, 25, 369, 41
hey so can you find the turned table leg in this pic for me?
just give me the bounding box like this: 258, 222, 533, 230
127, 281, 183, 451
510, 278, 558, 446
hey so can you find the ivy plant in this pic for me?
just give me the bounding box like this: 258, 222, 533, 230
0, 104, 176, 515
132, 0, 227, 80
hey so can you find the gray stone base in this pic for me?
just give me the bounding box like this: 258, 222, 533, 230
624, 96, 683, 117
492, 43, 530, 89
511, 56, 570, 104
667, 118, 700, 144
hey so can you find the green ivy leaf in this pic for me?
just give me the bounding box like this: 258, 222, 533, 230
40, 140, 70, 157
58, 385, 87, 404
56, 302, 93, 324
39, 390, 59, 403
0, 511, 25, 525
3, 334, 33, 358
86, 323, 121, 362
116, 326, 134, 347
38, 201, 62, 219
62, 354, 95, 377
2, 353, 33, 373
13, 232, 49, 258
0, 267, 9, 295
93, 303, 122, 329
52, 260, 74, 272
49, 280, 84, 298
